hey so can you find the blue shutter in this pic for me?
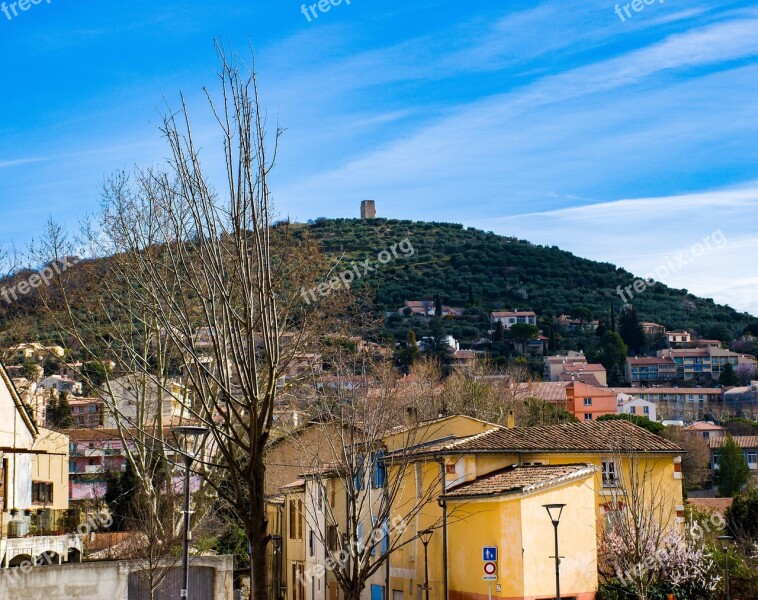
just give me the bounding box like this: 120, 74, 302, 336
372, 451, 386, 489
381, 519, 389, 554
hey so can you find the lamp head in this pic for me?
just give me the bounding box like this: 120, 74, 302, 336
172, 425, 210, 466
717, 534, 733, 550
543, 503, 566, 525
419, 528, 434, 546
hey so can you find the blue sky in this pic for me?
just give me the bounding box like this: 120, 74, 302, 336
2, 0, 758, 313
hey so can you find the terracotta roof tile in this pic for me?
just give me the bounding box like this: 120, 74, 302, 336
709, 435, 758, 449
444, 464, 596, 498
688, 498, 733, 515
416, 420, 683, 455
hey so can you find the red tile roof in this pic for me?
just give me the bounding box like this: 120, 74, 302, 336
415, 420, 683, 455
709, 435, 758, 450
514, 382, 569, 403
627, 357, 677, 366
444, 464, 596, 499
688, 498, 733, 515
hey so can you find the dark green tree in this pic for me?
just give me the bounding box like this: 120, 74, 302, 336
42, 356, 62, 377
493, 320, 505, 342
714, 434, 751, 497
597, 414, 664, 435
509, 323, 539, 354
618, 306, 645, 355
726, 488, 758, 541
595, 331, 628, 377
395, 329, 420, 374
424, 318, 453, 374
434, 293, 443, 317
20, 360, 39, 380
47, 392, 75, 429
719, 362, 741, 387
105, 460, 140, 531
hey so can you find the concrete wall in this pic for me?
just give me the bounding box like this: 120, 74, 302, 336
0, 555, 233, 600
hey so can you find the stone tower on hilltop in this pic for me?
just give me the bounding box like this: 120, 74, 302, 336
360, 200, 376, 219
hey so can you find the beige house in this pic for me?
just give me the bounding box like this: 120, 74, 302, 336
0, 363, 81, 567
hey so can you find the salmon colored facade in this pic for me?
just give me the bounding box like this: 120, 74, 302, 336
565, 381, 618, 422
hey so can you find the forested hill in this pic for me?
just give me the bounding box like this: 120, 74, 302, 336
301, 218, 756, 340
1, 217, 755, 347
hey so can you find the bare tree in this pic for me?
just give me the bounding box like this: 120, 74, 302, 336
597, 447, 718, 599
29, 45, 335, 599
122, 486, 183, 600
294, 353, 447, 600
662, 427, 712, 491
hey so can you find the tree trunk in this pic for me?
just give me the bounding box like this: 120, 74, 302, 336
248, 456, 270, 600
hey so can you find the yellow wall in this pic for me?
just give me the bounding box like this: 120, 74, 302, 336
446, 477, 598, 600
385, 451, 681, 600
31, 427, 69, 511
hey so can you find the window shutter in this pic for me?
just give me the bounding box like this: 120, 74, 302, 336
381, 519, 389, 554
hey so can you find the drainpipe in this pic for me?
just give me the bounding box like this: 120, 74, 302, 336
436, 459, 448, 600
384, 479, 390, 600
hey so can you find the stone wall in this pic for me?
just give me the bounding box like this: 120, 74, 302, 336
0, 555, 233, 599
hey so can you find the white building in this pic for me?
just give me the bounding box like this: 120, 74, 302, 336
617, 393, 657, 421
0, 363, 82, 567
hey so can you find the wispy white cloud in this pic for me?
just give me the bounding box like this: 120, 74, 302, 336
473, 183, 758, 315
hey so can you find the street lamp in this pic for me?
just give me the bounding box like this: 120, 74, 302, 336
172, 426, 210, 600
419, 529, 434, 600
717, 535, 733, 600
544, 504, 566, 600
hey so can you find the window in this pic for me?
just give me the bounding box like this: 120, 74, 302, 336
584, 413, 593, 421
584, 398, 592, 406
32, 481, 54, 504
327, 525, 339, 551
629, 407, 636, 415
445, 463, 456, 475
309, 531, 316, 557
643, 406, 650, 415
355, 455, 366, 491
747, 452, 757, 465
289, 498, 304, 540
371, 452, 386, 489
292, 562, 305, 600
602, 460, 618, 487
713, 454, 721, 469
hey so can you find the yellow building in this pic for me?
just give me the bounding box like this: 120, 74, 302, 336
279, 416, 684, 600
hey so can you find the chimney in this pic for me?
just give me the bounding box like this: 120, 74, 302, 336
360, 200, 377, 219
405, 406, 419, 427
505, 409, 515, 429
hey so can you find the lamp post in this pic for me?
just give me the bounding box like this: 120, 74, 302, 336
419, 529, 434, 600
172, 426, 210, 600
717, 535, 733, 600
543, 504, 566, 600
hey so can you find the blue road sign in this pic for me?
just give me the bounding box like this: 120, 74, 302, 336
482, 546, 497, 561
